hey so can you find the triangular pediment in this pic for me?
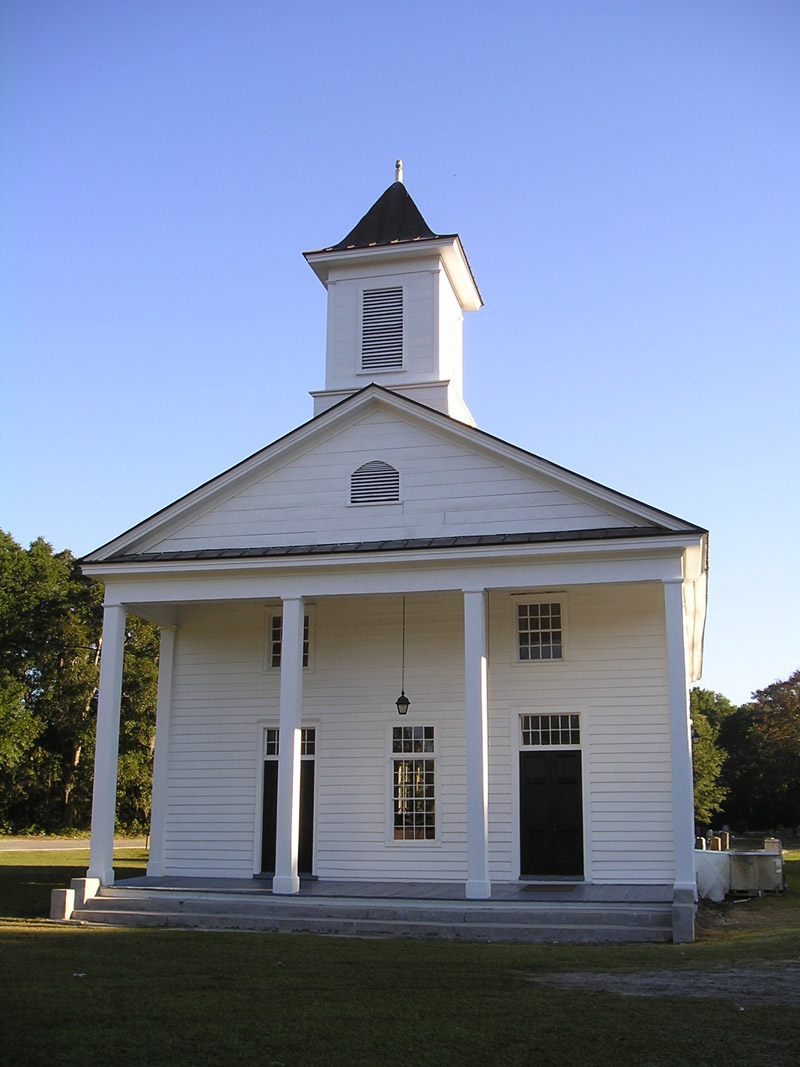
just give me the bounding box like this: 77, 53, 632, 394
84, 387, 703, 564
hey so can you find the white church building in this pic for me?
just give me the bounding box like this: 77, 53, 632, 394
79, 166, 708, 941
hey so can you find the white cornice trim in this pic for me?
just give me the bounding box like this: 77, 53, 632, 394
85, 386, 704, 562
82, 532, 704, 581
304, 237, 482, 311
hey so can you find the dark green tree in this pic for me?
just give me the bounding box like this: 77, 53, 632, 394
690, 687, 736, 731
719, 670, 800, 830
118, 615, 160, 830
0, 531, 159, 831
689, 688, 728, 824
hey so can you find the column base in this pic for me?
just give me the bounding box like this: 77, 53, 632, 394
272, 874, 301, 895
465, 879, 492, 900
672, 884, 696, 943
87, 866, 115, 886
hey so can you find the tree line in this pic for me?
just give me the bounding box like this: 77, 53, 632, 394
0, 530, 798, 834
0, 531, 158, 832
691, 672, 799, 832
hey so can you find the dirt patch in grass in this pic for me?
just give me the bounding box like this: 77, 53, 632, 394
521, 962, 800, 1005
519, 851, 800, 1009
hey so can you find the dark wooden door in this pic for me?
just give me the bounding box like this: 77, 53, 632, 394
261, 760, 314, 875
519, 751, 583, 877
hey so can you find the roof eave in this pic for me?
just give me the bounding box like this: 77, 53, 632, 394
81, 527, 707, 577
303, 236, 482, 311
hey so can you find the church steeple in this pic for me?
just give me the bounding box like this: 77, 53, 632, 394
304, 165, 482, 425
326, 162, 439, 251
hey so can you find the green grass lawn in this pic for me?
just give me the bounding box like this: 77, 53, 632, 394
1, 849, 798, 1067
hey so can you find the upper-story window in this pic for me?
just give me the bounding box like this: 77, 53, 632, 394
350, 460, 400, 505
265, 608, 314, 671
361, 286, 403, 371
513, 595, 567, 663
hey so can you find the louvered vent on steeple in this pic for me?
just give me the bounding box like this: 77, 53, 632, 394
361, 287, 403, 371
350, 460, 400, 504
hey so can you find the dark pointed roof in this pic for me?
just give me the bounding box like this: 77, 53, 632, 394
326, 182, 453, 251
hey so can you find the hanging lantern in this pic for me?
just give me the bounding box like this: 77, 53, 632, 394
396, 596, 411, 715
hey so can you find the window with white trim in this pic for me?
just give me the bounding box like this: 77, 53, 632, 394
361, 286, 403, 371
265, 608, 314, 671
392, 725, 435, 840
520, 714, 580, 747
264, 727, 316, 757
513, 595, 566, 662
350, 460, 400, 504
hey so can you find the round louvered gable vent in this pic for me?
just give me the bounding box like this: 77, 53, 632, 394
350, 460, 400, 504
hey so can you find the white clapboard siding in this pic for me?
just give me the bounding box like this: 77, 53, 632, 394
325, 265, 444, 390
160, 584, 674, 884
487, 582, 673, 883
162, 602, 273, 877
145, 409, 643, 554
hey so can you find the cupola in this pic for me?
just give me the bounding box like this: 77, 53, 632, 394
304, 162, 482, 424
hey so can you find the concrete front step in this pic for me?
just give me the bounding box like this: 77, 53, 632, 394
71, 890, 672, 942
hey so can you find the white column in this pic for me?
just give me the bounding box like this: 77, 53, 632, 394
146, 624, 176, 877
272, 596, 304, 895
463, 589, 491, 899
87, 604, 126, 885
664, 578, 696, 941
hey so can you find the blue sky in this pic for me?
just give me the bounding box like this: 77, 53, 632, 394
1, 0, 797, 704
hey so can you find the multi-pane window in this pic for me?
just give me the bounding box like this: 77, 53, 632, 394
264, 727, 316, 757
268, 613, 311, 669
265, 728, 280, 756
517, 601, 563, 661
392, 726, 435, 840
520, 714, 580, 747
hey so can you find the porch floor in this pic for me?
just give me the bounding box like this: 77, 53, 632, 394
113, 874, 673, 905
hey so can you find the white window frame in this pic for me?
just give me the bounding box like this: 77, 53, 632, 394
263, 605, 316, 673
262, 725, 318, 759
510, 593, 568, 666
386, 723, 439, 846
358, 283, 405, 375
519, 713, 581, 749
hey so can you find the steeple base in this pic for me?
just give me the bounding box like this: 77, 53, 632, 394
310, 380, 475, 425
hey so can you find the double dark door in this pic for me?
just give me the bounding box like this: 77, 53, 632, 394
261, 760, 314, 875
519, 750, 583, 877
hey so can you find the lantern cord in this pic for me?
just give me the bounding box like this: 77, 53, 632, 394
401, 595, 406, 693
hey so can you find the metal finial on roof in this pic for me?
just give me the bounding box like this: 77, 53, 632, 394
395, 159, 403, 184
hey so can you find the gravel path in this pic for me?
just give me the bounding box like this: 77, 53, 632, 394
522, 963, 800, 1005
0, 838, 146, 852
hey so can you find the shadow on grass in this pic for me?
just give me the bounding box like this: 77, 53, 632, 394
1, 922, 799, 1067
0, 850, 148, 920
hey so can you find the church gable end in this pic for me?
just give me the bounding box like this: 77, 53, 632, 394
87, 393, 686, 563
